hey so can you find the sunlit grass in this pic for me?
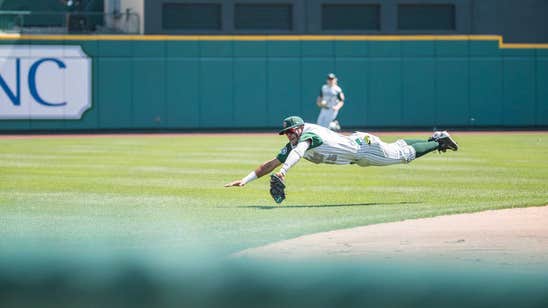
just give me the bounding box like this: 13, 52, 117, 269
1, 132, 547, 255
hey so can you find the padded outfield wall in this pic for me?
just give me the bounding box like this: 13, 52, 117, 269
0, 35, 547, 131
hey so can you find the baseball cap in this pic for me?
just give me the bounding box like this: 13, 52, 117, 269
327, 73, 336, 79
278, 116, 305, 135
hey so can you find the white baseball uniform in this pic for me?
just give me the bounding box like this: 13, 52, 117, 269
276, 123, 416, 168
317, 84, 343, 127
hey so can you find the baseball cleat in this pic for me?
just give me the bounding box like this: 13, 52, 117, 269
428, 131, 445, 142
328, 120, 341, 132
430, 131, 459, 152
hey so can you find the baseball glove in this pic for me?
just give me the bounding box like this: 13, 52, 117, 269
269, 173, 286, 204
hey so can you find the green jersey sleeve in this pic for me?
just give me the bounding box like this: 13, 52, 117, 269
299, 132, 323, 149
276, 143, 292, 163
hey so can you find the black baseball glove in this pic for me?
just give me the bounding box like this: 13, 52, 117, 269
269, 173, 286, 204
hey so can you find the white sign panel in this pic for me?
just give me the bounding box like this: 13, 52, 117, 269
0, 45, 91, 119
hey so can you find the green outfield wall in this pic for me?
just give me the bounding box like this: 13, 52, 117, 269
0, 35, 547, 131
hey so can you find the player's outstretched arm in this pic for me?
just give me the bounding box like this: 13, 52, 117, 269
224, 158, 282, 187
275, 140, 310, 181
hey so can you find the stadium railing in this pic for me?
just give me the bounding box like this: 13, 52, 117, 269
0, 10, 140, 34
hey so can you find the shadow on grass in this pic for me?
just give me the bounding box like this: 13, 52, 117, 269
240, 201, 421, 210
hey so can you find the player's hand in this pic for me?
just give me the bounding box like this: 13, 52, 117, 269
224, 180, 245, 187
275, 172, 285, 182
332, 105, 340, 111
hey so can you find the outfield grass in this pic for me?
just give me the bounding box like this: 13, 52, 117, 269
1, 132, 547, 255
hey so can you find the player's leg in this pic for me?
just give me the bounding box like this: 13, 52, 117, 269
328, 110, 341, 131
401, 139, 424, 145
316, 111, 324, 126
317, 109, 330, 127
402, 131, 459, 157
405, 140, 440, 158
330, 110, 339, 122
354, 132, 458, 167
355, 137, 414, 166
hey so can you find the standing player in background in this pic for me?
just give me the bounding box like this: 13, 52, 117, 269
317, 73, 345, 131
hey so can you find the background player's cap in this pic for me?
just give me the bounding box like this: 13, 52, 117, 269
278, 116, 305, 135
327, 73, 337, 79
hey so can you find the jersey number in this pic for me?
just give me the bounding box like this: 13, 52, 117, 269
325, 154, 338, 164
308, 153, 338, 164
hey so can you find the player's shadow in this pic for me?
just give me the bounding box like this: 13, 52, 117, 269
241, 201, 421, 210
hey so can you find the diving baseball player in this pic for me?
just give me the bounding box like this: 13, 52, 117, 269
317, 73, 344, 130
224, 116, 459, 203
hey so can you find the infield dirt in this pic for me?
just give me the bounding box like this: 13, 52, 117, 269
236, 206, 548, 270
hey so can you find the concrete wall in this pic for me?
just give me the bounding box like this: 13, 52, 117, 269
471, 0, 548, 43
144, 0, 548, 43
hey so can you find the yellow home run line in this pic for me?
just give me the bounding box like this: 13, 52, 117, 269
0, 34, 546, 49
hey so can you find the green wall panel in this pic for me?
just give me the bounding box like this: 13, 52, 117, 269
97, 59, 132, 128
536, 58, 548, 126
469, 41, 500, 57
369, 42, 401, 58
0, 120, 29, 131
301, 58, 335, 123
28, 119, 65, 130
65, 106, 97, 130
334, 58, 368, 127
267, 41, 300, 57
402, 41, 435, 57
335, 41, 368, 57
98, 41, 133, 57
200, 41, 232, 58
367, 60, 402, 126
200, 59, 233, 127
233, 59, 267, 127
166, 41, 200, 57
72, 40, 99, 57
470, 58, 503, 126
436, 41, 468, 57
234, 41, 267, 57
301, 41, 334, 57
0, 38, 545, 131
133, 41, 165, 58
502, 49, 535, 57
165, 59, 200, 128
267, 59, 301, 126
402, 59, 436, 126
503, 58, 535, 126
132, 59, 166, 128
436, 59, 469, 126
